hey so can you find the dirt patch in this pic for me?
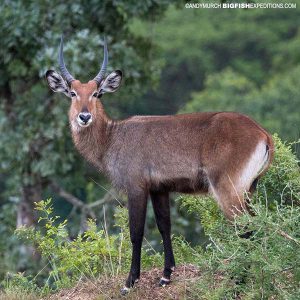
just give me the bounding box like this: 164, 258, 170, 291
46, 264, 200, 300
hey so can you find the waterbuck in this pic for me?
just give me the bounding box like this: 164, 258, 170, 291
45, 37, 274, 294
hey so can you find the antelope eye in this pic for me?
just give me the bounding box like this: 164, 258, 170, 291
92, 92, 98, 98
70, 91, 76, 97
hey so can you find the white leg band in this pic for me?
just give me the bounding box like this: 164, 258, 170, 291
161, 277, 170, 282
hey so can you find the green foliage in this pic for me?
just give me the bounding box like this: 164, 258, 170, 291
2, 272, 39, 296
249, 66, 300, 142
181, 68, 256, 114
13, 200, 162, 293
259, 135, 300, 206
15, 200, 127, 289
130, 3, 300, 120
180, 195, 223, 236
185, 203, 300, 300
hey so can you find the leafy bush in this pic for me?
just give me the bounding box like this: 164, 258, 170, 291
12, 200, 161, 293
180, 200, 300, 299
1, 272, 39, 299
259, 135, 300, 206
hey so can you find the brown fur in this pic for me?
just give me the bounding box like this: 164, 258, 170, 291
68, 81, 274, 220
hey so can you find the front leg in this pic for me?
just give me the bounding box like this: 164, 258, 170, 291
121, 188, 148, 295
150, 191, 175, 286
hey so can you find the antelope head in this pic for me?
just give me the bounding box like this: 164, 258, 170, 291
45, 36, 122, 130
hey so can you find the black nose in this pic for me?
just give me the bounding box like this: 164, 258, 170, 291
79, 113, 91, 124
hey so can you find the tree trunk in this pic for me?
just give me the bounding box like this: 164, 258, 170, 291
17, 183, 42, 228
16, 179, 42, 270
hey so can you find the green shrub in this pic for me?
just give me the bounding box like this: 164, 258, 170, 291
12, 200, 162, 293
258, 134, 300, 206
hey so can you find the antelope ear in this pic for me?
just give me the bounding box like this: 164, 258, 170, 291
98, 70, 122, 94
45, 70, 70, 97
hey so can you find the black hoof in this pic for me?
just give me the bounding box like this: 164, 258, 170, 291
120, 286, 130, 296
239, 230, 254, 239
159, 277, 170, 287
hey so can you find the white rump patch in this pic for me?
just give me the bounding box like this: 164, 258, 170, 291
238, 142, 268, 191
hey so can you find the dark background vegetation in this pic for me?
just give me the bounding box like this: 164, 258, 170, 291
0, 0, 299, 294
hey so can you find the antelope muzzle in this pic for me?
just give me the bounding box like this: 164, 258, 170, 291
77, 112, 92, 127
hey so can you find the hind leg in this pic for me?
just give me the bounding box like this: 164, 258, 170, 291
209, 173, 257, 244
209, 175, 249, 221
238, 177, 260, 239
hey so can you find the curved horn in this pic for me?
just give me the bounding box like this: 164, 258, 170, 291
93, 37, 108, 85
58, 35, 75, 85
